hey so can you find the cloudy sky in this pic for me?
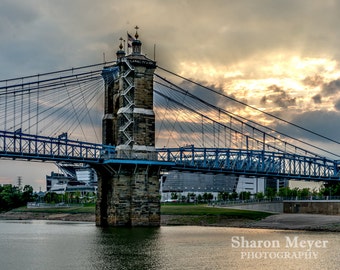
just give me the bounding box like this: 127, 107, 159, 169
1, 0, 340, 190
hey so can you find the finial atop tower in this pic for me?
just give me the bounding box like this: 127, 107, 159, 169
131, 26, 142, 55
134, 25, 139, 39
119, 37, 124, 50
116, 36, 126, 60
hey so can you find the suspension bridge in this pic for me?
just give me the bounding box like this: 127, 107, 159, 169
1, 33, 339, 226
1, 63, 339, 180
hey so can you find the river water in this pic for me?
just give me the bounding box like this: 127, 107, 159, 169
0, 220, 338, 270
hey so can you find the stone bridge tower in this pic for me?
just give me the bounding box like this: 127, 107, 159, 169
96, 29, 161, 226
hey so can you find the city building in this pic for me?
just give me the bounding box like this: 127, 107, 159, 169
160, 170, 237, 201
160, 171, 282, 201
46, 172, 72, 192
46, 163, 97, 194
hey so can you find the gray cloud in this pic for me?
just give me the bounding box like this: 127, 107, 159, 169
308, 77, 340, 106
273, 110, 340, 142
261, 85, 296, 109
178, 80, 230, 111
155, 73, 247, 116
334, 99, 340, 111
312, 94, 322, 104
0, 1, 39, 32
302, 75, 324, 87
321, 78, 340, 97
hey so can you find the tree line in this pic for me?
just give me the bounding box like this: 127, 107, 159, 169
0, 184, 35, 212
170, 192, 214, 203
43, 191, 96, 204
168, 182, 340, 203
220, 182, 340, 201
0, 183, 97, 212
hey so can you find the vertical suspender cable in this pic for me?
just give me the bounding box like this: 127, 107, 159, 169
21, 81, 23, 131
201, 115, 204, 147
28, 86, 31, 133
263, 133, 265, 151
229, 117, 232, 148
13, 88, 16, 131
4, 81, 7, 131
218, 109, 220, 148
36, 77, 39, 135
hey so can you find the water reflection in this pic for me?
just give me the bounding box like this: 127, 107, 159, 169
91, 227, 161, 270
0, 221, 339, 270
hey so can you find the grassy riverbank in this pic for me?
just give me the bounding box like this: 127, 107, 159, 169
0, 203, 272, 226
160, 203, 272, 226
11, 204, 96, 214
161, 203, 271, 219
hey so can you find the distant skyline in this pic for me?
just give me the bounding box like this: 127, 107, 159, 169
1, 0, 340, 190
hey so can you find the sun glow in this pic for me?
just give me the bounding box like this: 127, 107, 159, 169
157, 54, 340, 151
179, 55, 340, 114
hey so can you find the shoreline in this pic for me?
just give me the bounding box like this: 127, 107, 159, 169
1, 211, 340, 231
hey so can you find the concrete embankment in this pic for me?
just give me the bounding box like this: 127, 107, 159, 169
222, 200, 340, 216
248, 213, 340, 231
221, 202, 283, 213
284, 200, 340, 215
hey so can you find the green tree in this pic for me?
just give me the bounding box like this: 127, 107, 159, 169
207, 193, 214, 202
255, 192, 264, 200
298, 188, 310, 199
202, 192, 208, 202
187, 193, 196, 202
265, 187, 276, 199
239, 191, 251, 200
217, 192, 228, 201
320, 182, 340, 197
229, 192, 238, 200
171, 192, 178, 200
278, 187, 290, 198
44, 192, 60, 204
291, 188, 299, 197
22, 185, 35, 203
0, 184, 25, 211
74, 191, 81, 204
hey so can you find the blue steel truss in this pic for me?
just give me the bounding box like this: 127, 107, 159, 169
156, 146, 340, 181
0, 130, 115, 163
0, 131, 339, 181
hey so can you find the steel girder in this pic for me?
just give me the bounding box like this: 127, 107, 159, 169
156, 147, 340, 181
0, 130, 115, 163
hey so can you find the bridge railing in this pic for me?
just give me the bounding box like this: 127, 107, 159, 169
156, 147, 340, 180
0, 130, 115, 163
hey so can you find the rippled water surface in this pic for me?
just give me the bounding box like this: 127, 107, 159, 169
0, 220, 339, 270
